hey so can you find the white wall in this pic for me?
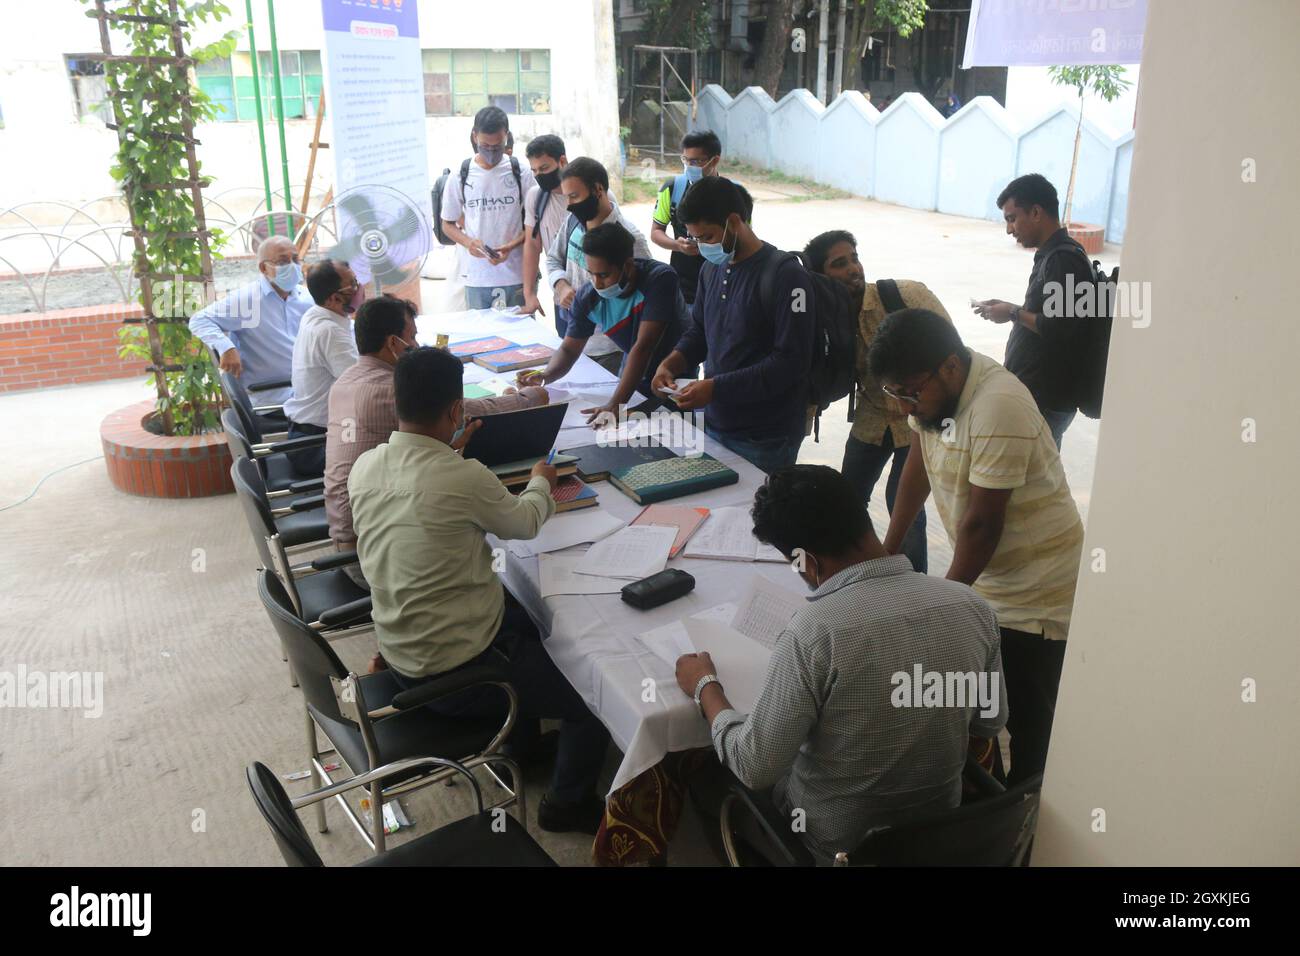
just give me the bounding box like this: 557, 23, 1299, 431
1004, 64, 1140, 138
0, 0, 619, 212
1034, 0, 1300, 865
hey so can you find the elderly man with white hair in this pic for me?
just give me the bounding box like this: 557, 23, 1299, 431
189, 235, 315, 408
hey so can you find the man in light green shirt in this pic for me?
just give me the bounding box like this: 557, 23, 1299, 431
348, 346, 611, 832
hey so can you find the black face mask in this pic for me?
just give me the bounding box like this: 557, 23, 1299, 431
567, 191, 600, 222
536, 168, 562, 192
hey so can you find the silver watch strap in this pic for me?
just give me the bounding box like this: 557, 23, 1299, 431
693, 673, 721, 710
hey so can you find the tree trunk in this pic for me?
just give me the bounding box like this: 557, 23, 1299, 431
1063, 94, 1084, 227
756, 0, 797, 98
843, 0, 875, 94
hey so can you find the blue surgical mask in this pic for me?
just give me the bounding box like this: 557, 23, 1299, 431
594, 269, 627, 300
683, 163, 704, 184
696, 219, 734, 266
273, 261, 301, 290
450, 405, 466, 446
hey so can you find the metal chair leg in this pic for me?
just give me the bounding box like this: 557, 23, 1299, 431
370, 780, 386, 854
305, 709, 327, 833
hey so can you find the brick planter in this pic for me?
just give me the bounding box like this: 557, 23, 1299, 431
1067, 222, 1106, 255
100, 400, 233, 498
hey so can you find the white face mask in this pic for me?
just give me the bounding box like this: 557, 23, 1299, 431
272, 260, 301, 290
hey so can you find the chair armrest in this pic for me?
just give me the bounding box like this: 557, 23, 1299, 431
287, 755, 484, 815
289, 477, 326, 493
287, 494, 326, 512
259, 433, 327, 455
388, 666, 513, 712
315, 597, 372, 629
721, 783, 817, 867
962, 747, 1007, 799
248, 379, 292, 392
311, 550, 359, 572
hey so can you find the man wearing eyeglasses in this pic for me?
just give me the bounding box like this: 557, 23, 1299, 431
868, 308, 1084, 786
650, 130, 723, 306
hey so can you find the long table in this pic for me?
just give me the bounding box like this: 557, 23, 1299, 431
416, 309, 797, 793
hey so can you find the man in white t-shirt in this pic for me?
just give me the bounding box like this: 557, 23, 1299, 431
439, 106, 536, 311
544, 156, 652, 373
521, 133, 569, 334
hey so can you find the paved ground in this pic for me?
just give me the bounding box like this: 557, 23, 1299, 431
0, 184, 1106, 865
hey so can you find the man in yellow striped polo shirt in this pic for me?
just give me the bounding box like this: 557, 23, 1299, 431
867, 308, 1084, 784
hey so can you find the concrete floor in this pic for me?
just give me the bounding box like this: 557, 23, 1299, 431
0, 187, 1102, 865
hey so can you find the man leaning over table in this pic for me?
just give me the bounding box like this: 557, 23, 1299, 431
674, 465, 1005, 864
348, 346, 610, 833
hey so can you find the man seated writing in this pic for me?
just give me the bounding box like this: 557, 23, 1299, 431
675, 465, 1006, 863
518, 221, 688, 424
348, 346, 610, 832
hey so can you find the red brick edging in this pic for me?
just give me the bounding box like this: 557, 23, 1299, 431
1067, 223, 1105, 256
100, 400, 234, 498
0, 303, 146, 393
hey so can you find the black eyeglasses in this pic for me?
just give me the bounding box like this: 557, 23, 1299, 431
881, 369, 937, 406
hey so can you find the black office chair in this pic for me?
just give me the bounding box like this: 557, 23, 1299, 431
232, 457, 370, 634
220, 368, 291, 436
719, 758, 1042, 867
257, 570, 522, 854
247, 760, 554, 867
222, 408, 325, 499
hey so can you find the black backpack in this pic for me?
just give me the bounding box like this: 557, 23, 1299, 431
430, 156, 525, 247
1042, 239, 1116, 419
751, 250, 858, 442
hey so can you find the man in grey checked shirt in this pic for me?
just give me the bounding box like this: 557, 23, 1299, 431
676, 465, 1007, 864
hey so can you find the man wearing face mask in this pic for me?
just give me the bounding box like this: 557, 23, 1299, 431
869, 309, 1083, 786
280, 260, 363, 476
674, 465, 1005, 864
651, 176, 815, 473
520, 134, 568, 332
440, 106, 535, 311
545, 157, 652, 375
518, 222, 687, 424
324, 295, 549, 568
188, 235, 313, 408
349, 347, 611, 833
650, 129, 723, 305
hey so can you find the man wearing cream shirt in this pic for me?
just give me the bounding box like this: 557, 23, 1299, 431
348, 346, 610, 833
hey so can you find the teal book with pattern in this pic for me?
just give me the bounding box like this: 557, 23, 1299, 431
609, 454, 739, 504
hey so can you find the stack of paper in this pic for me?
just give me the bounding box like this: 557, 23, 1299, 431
682, 506, 788, 563
538, 553, 628, 598
506, 510, 625, 558
729, 579, 806, 649
573, 524, 678, 581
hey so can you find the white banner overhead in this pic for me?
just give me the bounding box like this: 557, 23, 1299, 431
962, 0, 1147, 68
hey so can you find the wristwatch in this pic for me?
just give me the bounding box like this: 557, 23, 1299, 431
693, 674, 722, 714
1010, 305, 1022, 325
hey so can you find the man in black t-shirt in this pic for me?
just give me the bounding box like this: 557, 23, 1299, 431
973, 173, 1095, 449
650, 130, 723, 305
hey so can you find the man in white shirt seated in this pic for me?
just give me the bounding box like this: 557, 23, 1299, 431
675, 465, 1007, 864
188, 235, 314, 407
281, 260, 362, 476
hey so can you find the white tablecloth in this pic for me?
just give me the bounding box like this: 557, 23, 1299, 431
416, 309, 793, 792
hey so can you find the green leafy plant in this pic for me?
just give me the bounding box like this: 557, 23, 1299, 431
85, 0, 238, 435
1048, 65, 1131, 227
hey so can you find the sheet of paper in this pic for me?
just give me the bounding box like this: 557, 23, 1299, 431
691, 602, 739, 624
572, 524, 678, 580
755, 543, 788, 563
730, 578, 806, 650
506, 510, 625, 558
684, 618, 773, 714
683, 506, 765, 561
538, 553, 628, 598
637, 620, 696, 668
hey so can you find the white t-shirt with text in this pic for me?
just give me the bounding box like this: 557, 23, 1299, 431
440, 156, 535, 288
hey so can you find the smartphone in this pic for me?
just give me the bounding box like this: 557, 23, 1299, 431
483, 244, 499, 258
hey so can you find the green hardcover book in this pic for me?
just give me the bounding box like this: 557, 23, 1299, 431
608, 454, 739, 504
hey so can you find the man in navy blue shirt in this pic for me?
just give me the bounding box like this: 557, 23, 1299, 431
520, 222, 686, 425
651, 177, 815, 472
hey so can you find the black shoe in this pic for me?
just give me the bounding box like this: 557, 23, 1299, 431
537, 793, 605, 835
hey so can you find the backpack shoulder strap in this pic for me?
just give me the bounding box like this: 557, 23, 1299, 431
758, 250, 801, 317
459, 158, 472, 201
533, 188, 550, 239
875, 278, 905, 314
670, 174, 690, 208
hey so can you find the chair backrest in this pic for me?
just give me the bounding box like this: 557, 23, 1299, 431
257, 569, 353, 727
221, 407, 255, 462
231, 456, 278, 569
246, 761, 325, 867
850, 774, 1043, 866
221, 369, 265, 443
